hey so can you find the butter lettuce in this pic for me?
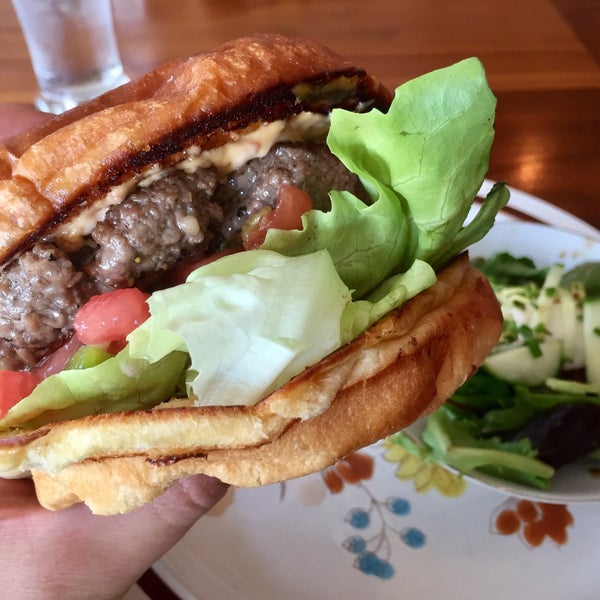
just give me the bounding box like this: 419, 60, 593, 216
326, 57, 509, 271
263, 58, 508, 289
262, 186, 411, 298
342, 259, 436, 341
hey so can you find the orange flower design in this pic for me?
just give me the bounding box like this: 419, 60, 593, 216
492, 498, 574, 548
322, 452, 375, 493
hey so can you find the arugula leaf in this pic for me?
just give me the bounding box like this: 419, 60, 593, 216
515, 383, 600, 411
473, 252, 549, 286
419, 408, 554, 489
449, 368, 514, 412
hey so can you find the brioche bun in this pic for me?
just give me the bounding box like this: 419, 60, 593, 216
0, 253, 501, 514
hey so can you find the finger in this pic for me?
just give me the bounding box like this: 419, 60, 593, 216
145, 473, 230, 531
0, 478, 40, 512
1, 475, 228, 600
81, 475, 230, 592
77, 475, 229, 572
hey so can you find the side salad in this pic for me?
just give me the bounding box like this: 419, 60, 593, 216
392, 252, 600, 490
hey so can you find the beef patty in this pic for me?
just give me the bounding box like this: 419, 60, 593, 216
0, 142, 367, 370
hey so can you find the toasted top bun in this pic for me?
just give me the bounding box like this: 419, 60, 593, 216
0, 33, 389, 263
0, 253, 502, 514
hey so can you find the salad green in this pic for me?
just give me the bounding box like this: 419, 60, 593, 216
390, 252, 600, 490
0, 57, 509, 430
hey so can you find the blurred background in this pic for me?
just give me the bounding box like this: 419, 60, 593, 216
2, 0, 599, 224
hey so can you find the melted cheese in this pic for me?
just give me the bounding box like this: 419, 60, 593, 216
51, 112, 329, 245
180, 112, 330, 175
50, 181, 137, 251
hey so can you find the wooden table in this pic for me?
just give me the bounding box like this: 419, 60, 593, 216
2, 0, 599, 229
1, 1, 599, 598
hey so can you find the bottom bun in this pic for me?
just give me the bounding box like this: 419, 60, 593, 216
28, 252, 501, 514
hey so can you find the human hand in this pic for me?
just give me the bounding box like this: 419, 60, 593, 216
0, 104, 229, 600
1, 476, 227, 599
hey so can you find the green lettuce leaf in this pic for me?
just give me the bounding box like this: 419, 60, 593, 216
405, 408, 554, 489
326, 57, 508, 271
127, 250, 435, 407
128, 250, 352, 406
0, 349, 187, 430
262, 186, 411, 298
341, 259, 435, 341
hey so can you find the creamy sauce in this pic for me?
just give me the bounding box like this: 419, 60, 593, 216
50, 181, 137, 251
49, 112, 330, 245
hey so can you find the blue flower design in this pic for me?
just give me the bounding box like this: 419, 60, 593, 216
342, 488, 426, 579
401, 527, 426, 548
346, 508, 371, 529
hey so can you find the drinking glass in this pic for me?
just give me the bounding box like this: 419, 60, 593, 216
11, 0, 130, 114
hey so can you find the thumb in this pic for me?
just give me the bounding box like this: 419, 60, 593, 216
83, 475, 229, 597
144, 473, 229, 531
115, 475, 229, 561
0, 475, 229, 600
89, 475, 229, 596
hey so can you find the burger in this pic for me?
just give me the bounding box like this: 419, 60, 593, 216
0, 34, 507, 514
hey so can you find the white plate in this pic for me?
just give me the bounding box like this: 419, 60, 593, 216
155, 187, 600, 600
403, 219, 600, 505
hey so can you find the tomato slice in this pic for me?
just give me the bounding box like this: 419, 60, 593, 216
242, 185, 313, 250
269, 184, 313, 231
0, 371, 41, 418
73, 287, 151, 346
